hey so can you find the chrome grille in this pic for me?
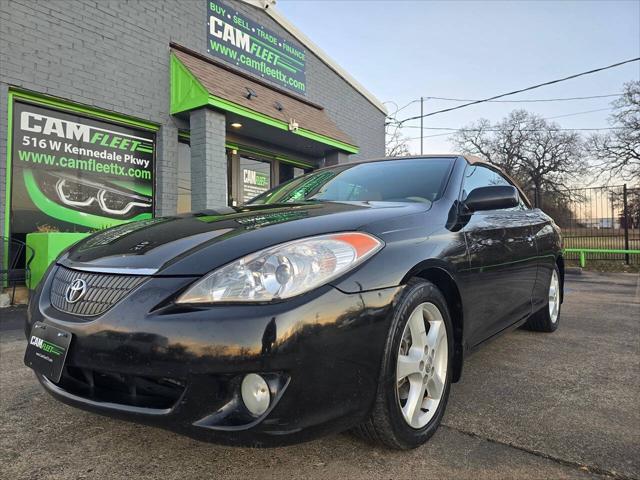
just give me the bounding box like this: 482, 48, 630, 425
50, 266, 147, 317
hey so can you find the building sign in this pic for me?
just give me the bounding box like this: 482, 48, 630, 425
10, 101, 154, 234
242, 168, 270, 201
207, 0, 307, 95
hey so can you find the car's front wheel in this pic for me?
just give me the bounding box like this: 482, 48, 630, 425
353, 278, 453, 449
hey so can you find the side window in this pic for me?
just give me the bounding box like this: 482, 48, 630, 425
462, 165, 528, 211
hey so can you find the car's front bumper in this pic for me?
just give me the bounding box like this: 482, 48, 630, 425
27, 266, 402, 446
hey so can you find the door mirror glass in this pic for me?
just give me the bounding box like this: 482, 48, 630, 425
463, 185, 519, 212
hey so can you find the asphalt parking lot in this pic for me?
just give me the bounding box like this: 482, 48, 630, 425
1, 271, 638, 480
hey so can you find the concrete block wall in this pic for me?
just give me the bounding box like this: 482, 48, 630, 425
0, 0, 386, 239
0, 83, 8, 239
190, 108, 228, 209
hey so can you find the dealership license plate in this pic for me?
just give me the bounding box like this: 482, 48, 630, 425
24, 322, 72, 383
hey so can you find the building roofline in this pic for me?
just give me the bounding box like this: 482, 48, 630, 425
240, 0, 388, 115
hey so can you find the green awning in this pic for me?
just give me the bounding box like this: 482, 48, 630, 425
170, 48, 359, 155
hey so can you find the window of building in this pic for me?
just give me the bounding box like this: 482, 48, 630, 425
279, 163, 308, 184
227, 147, 313, 206
179, 139, 314, 208
177, 140, 191, 214
239, 156, 272, 204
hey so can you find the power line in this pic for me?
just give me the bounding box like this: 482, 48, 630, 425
420, 93, 622, 103
400, 126, 623, 131
396, 99, 420, 114
399, 126, 626, 141
395, 57, 640, 125
543, 107, 613, 120
398, 105, 616, 134
385, 94, 620, 125
404, 132, 458, 141
384, 99, 420, 120
397, 106, 615, 138
390, 102, 614, 127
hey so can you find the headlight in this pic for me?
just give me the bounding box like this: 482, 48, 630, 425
176, 232, 383, 304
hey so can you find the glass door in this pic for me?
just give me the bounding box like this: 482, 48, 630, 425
239, 157, 272, 203
227, 150, 273, 206
227, 147, 313, 206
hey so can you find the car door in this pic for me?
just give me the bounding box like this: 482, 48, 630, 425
458, 164, 539, 347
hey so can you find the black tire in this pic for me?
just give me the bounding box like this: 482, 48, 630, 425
524, 264, 561, 332
353, 278, 453, 449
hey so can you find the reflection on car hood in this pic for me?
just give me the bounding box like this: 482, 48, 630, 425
60, 201, 429, 276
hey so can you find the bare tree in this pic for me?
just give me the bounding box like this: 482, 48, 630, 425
385, 125, 411, 157
453, 109, 586, 206
384, 101, 412, 157
519, 114, 584, 205
453, 111, 530, 176
586, 81, 640, 183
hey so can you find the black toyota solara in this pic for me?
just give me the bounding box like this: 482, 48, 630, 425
25, 155, 563, 449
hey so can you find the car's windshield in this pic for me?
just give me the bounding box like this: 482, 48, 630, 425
247, 158, 454, 205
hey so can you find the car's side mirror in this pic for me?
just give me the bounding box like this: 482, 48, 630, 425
463, 185, 519, 212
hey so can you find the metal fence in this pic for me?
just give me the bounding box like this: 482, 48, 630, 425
538, 184, 640, 265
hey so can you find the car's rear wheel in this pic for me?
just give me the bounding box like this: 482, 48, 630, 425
353, 278, 453, 449
524, 264, 561, 332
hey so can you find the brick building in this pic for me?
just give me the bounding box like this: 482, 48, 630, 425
0, 0, 386, 247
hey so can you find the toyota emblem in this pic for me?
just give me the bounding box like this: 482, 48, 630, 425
65, 279, 87, 304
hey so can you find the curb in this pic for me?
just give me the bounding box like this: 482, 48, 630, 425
565, 267, 583, 275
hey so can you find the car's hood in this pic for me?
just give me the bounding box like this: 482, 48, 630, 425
60, 201, 429, 276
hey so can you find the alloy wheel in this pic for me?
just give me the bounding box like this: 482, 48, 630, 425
549, 269, 560, 323
396, 302, 448, 429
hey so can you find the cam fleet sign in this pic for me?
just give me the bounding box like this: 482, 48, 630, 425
207, 1, 307, 95
10, 101, 154, 234
242, 168, 270, 202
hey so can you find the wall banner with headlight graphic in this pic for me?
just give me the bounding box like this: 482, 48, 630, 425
10, 101, 155, 234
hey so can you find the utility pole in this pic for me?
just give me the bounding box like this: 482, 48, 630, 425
420, 97, 424, 155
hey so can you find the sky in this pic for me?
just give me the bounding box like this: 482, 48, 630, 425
277, 0, 640, 155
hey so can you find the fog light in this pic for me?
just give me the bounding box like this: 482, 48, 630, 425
241, 373, 270, 416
